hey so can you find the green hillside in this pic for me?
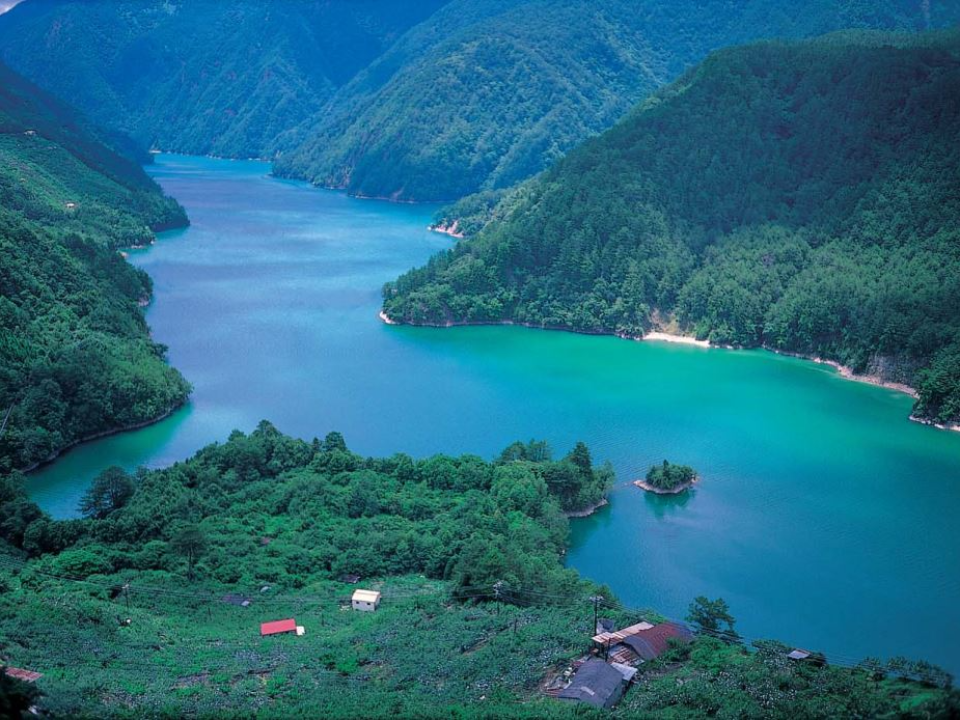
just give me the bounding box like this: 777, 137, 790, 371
275, 0, 957, 201
0, 0, 448, 159
0, 61, 191, 472
1, 425, 954, 717
383, 30, 960, 425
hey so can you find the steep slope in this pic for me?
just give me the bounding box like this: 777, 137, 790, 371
1, 426, 955, 716
0, 0, 448, 158
383, 30, 960, 425
275, 0, 958, 201
0, 61, 190, 472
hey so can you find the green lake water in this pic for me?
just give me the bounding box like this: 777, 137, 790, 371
28, 155, 960, 673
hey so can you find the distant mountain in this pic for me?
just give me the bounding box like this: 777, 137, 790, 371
0, 0, 448, 158
383, 30, 960, 425
2, 0, 954, 201
0, 61, 190, 471
275, 0, 957, 201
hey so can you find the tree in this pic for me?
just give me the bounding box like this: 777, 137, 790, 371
79, 466, 135, 519
322, 431, 347, 453
0, 671, 40, 719
567, 441, 592, 477
687, 596, 739, 642
171, 523, 208, 580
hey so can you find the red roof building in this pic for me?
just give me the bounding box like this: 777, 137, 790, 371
622, 622, 692, 661
260, 618, 297, 636
4, 666, 43, 683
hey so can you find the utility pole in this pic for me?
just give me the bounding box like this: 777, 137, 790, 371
589, 595, 603, 634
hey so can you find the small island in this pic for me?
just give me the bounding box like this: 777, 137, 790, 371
633, 460, 700, 495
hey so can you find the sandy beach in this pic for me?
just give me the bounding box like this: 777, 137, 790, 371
642, 331, 710, 348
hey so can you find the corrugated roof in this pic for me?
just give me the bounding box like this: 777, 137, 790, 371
352, 589, 381, 603
556, 659, 625, 709
4, 666, 42, 683
622, 622, 692, 661
260, 618, 297, 636
591, 621, 654, 645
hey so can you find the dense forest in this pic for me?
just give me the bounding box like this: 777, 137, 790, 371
383, 30, 960, 425
1, 1, 954, 201
0, 425, 954, 717
0, 61, 191, 472
0, 0, 447, 158
275, 0, 956, 201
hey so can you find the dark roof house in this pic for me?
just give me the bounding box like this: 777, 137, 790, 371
223, 594, 251, 607
556, 659, 626, 709
622, 622, 693, 662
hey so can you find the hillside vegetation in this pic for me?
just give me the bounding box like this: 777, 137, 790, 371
274, 0, 956, 200
0, 0, 447, 158
2, 0, 954, 200
0, 425, 955, 717
0, 61, 190, 472
383, 30, 960, 425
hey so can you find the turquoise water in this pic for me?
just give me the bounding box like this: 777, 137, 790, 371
28, 155, 960, 673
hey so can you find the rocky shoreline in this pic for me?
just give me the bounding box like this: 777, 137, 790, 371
633, 477, 699, 495
564, 497, 609, 518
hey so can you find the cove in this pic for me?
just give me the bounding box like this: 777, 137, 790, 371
27, 155, 960, 675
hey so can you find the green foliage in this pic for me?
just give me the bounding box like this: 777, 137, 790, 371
79, 467, 135, 520
0, 671, 40, 719
0, 62, 191, 471
0, 428, 955, 716
0, 0, 447, 159
384, 30, 960, 422
645, 460, 697, 491
13, 423, 608, 596
687, 596, 739, 642
276, 0, 953, 201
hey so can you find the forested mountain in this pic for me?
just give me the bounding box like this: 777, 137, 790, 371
2, 1, 953, 201
383, 30, 960, 425
0, 61, 190, 472
1, 425, 955, 716
274, 0, 957, 201
0, 0, 448, 158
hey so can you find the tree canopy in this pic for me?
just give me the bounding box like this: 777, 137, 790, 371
0, 61, 190, 472
383, 30, 960, 424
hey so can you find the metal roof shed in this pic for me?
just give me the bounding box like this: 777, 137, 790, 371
556, 659, 626, 709
260, 619, 297, 636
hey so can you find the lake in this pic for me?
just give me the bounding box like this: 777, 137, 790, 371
28, 155, 960, 674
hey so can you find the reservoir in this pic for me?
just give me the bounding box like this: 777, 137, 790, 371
28, 155, 960, 674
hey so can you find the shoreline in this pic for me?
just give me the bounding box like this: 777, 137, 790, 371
633, 476, 699, 495
429, 220, 465, 239
20, 403, 184, 475
564, 497, 609, 518
377, 311, 959, 432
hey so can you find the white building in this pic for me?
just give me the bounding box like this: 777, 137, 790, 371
351, 589, 381, 612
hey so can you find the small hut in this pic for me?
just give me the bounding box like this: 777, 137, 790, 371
260, 619, 297, 637
351, 589, 381, 612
